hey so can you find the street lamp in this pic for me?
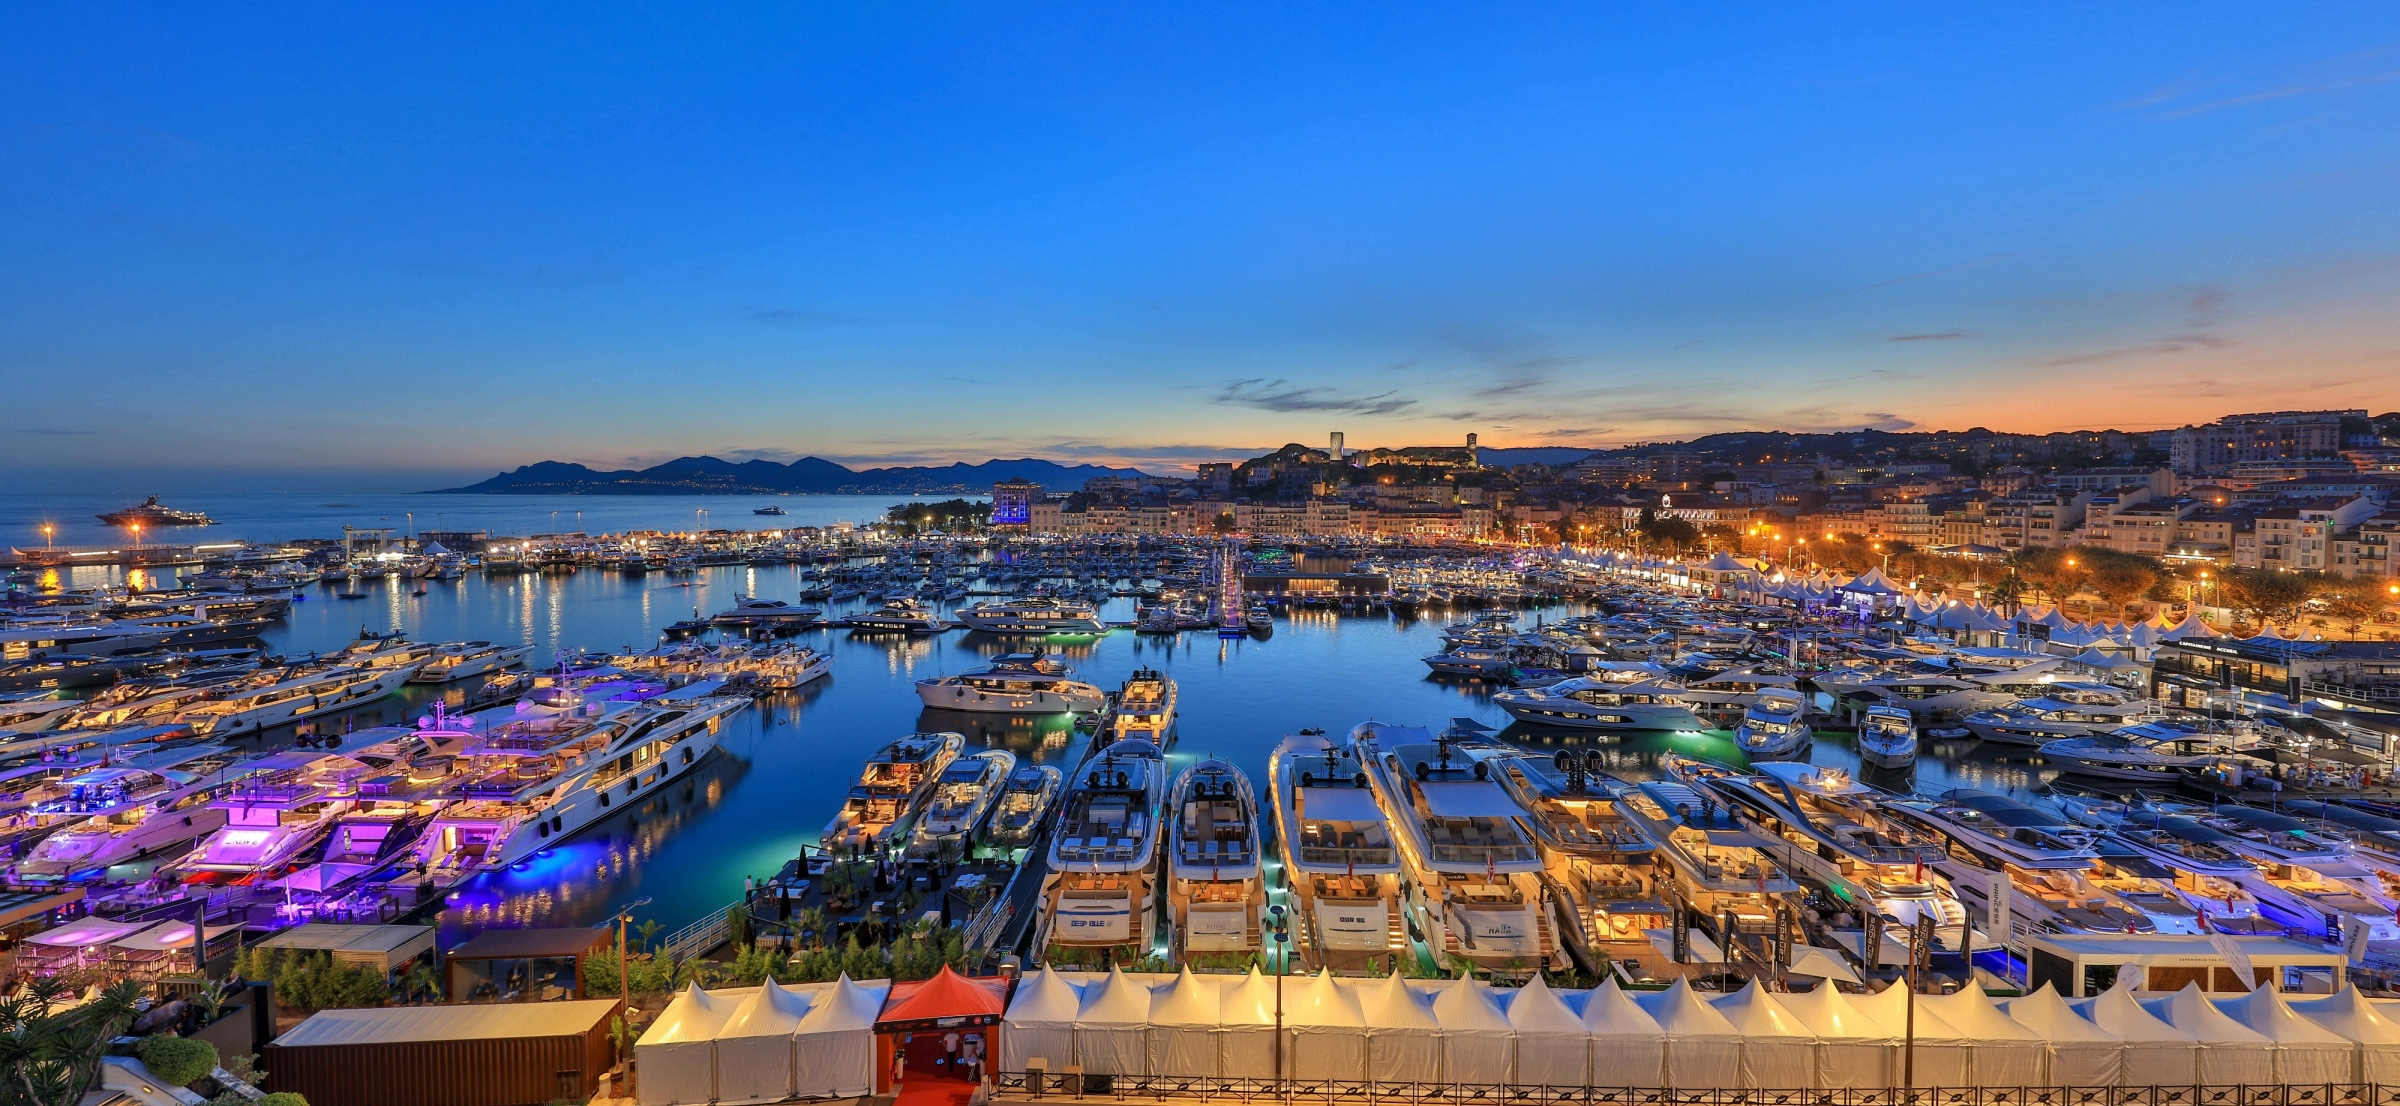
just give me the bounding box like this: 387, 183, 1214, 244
611, 896, 653, 1093
1266, 903, 1289, 1085
129, 522, 142, 550
40, 524, 53, 551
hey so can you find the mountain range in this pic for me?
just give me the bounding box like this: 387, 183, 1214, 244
432, 456, 1154, 495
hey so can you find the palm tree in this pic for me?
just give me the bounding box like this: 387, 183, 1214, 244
0, 977, 146, 1106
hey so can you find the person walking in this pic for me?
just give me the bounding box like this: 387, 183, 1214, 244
942, 1029, 961, 1071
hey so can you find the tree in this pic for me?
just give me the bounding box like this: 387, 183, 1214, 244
2219, 568, 2312, 629
2088, 561, 2159, 620
1989, 573, 2028, 615
2318, 579, 2385, 639
0, 977, 145, 1106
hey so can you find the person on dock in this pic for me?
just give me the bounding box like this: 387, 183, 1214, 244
942, 1029, 960, 1070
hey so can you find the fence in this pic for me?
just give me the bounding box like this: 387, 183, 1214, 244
993, 1074, 2400, 1106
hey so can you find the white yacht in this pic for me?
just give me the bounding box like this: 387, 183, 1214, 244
848, 597, 948, 634
2105, 816, 2267, 925
1614, 778, 1802, 930
1104, 667, 1176, 748
2185, 805, 2400, 940
952, 597, 1107, 635
914, 653, 1106, 714
1353, 721, 1561, 974
977, 763, 1063, 853
411, 641, 535, 683
1885, 789, 2157, 939
1493, 677, 1705, 731
1733, 686, 1812, 760
1491, 751, 1679, 980
1421, 645, 1515, 680
1962, 683, 2156, 746
710, 594, 823, 629
1675, 759, 1963, 931
1857, 704, 1918, 768
178, 751, 374, 876
1164, 757, 1265, 962
8, 746, 237, 880
822, 732, 965, 853
175, 661, 424, 735
906, 748, 1014, 859
333, 634, 441, 671
1038, 738, 1167, 964
1268, 732, 1406, 974
2039, 721, 2246, 784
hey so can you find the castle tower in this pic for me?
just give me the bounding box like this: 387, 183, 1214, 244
1466, 432, 1479, 468
1329, 431, 1344, 459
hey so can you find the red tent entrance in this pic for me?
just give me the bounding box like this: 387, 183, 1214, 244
874, 967, 1013, 1106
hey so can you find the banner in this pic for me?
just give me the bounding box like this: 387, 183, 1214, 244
2206, 931, 2257, 989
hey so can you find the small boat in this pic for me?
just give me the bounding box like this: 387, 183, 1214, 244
1733, 686, 1812, 760
907, 749, 1015, 859
976, 764, 1063, 852
1856, 704, 1918, 768
753, 505, 788, 516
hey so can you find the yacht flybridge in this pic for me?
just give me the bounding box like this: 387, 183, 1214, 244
978, 764, 1064, 853
914, 653, 1106, 715
1353, 720, 1560, 975
178, 751, 374, 876
1268, 732, 1406, 974
1164, 757, 1265, 962
1038, 738, 1166, 965
822, 732, 965, 853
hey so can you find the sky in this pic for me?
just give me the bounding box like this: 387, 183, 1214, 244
6, 5, 2400, 492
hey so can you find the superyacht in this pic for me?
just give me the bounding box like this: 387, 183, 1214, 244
1671, 759, 1963, 931
1103, 667, 1177, 748
1354, 721, 1561, 974
1037, 738, 1167, 965
1962, 683, 2156, 746
821, 732, 965, 853
1492, 750, 1679, 980
906, 748, 1014, 860
952, 596, 1107, 634
1614, 778, 1802, 930
914, 653, 1106, 714
1885, 789, 2157, 940
1492, 677, 1705, 731
411, 641, 535, 684
976, 763, 1063, 853
1163, 757, 1265, 963
1267, 732, 1407, 974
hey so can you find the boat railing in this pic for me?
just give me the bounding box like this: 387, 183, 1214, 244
1429, 842, 1538, 865
1296, 844, 1396, 867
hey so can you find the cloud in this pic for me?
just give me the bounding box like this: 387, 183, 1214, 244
2041, 333, 2238, 366
1213, 378, 1417, 416
2187, 285, 2231, 320
1858, 412, 1918, 431
1534, 427, 1614, 439
747, 308, 869, 326
1887, 332, 1971, 342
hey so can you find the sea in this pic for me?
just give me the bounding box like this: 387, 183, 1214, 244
1, 491, 2060, 943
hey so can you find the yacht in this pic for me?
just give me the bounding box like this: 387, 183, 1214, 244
1103, 667, 1176, 748
1733, 686, 1812, 760
1614, 778, 1802, 930
411, 641, 535, 683
1268, 732, 1407, 974
2187, 805, 2400, 940
2106, 816, 2267, 925
2039, 721, 2246, 784
848, 597, 948, 635
175, 661, 425, 735
1421, 645, 1515, 680
821, 733, 965, 853
333, 633, 442, 671
1671, 758, 1962, 931
710, 594, 823, 629
1963, 683, 2156, 746
952, 597, 1107, 634
1884, 789, 2156, 939
1490, 751, 1678, 980
1037, 738, 1167, 965
1492, 677, 1706, 731
913, 653, 1106, 714
977, 763, 1063, 853
391, 696, 748, 886
1164, 757, 1265, 962
7, 746, 237, 880
96, 496, 215, 527
753, 505, 787, 516
2284, 801, 2400, 868
178, 751, 374, 876
1857, 704, 1918, 768
1353, 721, 1561, 974
906, 749, 1015, 860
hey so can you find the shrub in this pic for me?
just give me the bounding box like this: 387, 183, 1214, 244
233, 948, 391, 1011
137, 1035, 220, 1086
259, 1094, 310, 1106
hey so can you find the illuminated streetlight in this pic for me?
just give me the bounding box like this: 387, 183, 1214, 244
40, 524, 53, 551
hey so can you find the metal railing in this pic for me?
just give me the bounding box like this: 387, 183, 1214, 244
655, 899, 736, 963
993, 1075, 2399, 1106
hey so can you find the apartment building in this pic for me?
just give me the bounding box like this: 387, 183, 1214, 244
2168, 411, 2356, 475
2236, 497, 2379, 572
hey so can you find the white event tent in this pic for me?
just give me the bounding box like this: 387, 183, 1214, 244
793, 975, 886, 1099
2215, 986, 2356, 1085
2143, 984, 2276, 1085
2292, 987, 2400, 1083
1075, 966, 1154, 1076
1146, 969, 1222, 1077
2075, 977, 2199, 1086
636, 983, 741, 1106
1712, 981, 1817, 1089
1431, 977, 1518, 1086
1283, 969, 1368, 1081
1780, 982, 1894, 1089
1504, 974, 1590, 1086
1001, 967, 1081, 1071
1217, 967, 1281, 1079
2004, 984, 2123, 1088
714, 980, 812, 1104
1360, 973, 1443, 1084
1855, 979, 1970, 1086
1925, 983, 2048, 1086
1576, 978, 1664, 1088
1637, 979, 1743, 1090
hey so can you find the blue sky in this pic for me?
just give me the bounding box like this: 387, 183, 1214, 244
6, 5, 2400, 490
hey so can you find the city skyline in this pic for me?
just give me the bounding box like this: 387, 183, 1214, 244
8, 6, 2400, 492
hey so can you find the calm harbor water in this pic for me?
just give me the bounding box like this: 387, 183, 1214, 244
12, 495, 2066, 943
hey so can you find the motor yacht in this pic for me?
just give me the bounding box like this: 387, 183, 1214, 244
976, 763, 1063, 853
1962, 683, 2157, 746
1492, 677, 1705, 731
1884, 789, 2157, 940
906, 749, 1014, 860
2105, 816, 2267, 926
822, 732, 965, 853
1857, 704, 1918, 768
2039, 720, 2246, 784
332, 633, 441, 671
952, 597, 1107, 634
1268, 732, 1407, 974
848, 597, 948, 635
914, 653, 1106, 714
710, 594, 823, 630
1164, 757, 1265, 963
411, 641, 535, 684
1038, 738, 1167, 965
1103, 667, 1176, 748
96, 495, 214, 527
1733, 686, 1812, 760
7, 746, 237, 880
1613, 777, 1803, 932
175, 661, 425, 736
2167, 805, 2397, 938
178, 751, 375, 876
1490, 751, 1678, 980
1421, 645, 1515, 680
1672, 758, 1962, 931
1353, 721, 1561, 974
